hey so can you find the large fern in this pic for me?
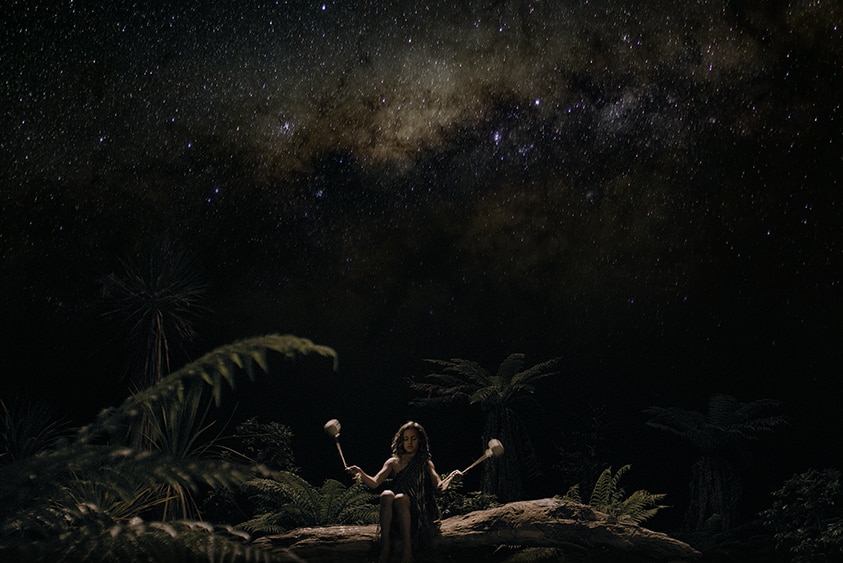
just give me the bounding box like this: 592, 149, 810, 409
644, 394, 786, 455
563, 465, 667, 525
4, 503, 301, 563
414, 354, 562, 411
239, 472, 378, 536
77, 334, 337, 446
644, 393, 786, 531
410, 353, 563, 501
0, 334, 338, 561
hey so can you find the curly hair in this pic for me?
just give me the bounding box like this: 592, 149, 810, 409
390, 420, 431, 459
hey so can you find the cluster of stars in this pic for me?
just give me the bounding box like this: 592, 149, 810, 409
1, 0, 839, 373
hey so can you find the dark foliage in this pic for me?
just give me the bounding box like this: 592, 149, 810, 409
0, 334, 337, 562
410, 353, 563, 501
761, 468, 843, 562
645, 394, 787, 532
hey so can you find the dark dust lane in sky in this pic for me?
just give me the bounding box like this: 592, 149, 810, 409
1, 2, 841, 485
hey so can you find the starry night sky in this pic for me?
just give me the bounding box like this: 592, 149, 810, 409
2, 0, 841, 525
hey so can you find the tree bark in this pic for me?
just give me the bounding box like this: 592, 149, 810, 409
256, 498, 701, 562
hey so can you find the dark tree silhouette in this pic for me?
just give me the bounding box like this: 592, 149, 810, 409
644, 393, 787, 532
409, 353, 563, 502
100, 237, 208, 390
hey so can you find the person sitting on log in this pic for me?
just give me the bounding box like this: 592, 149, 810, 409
346, 420, 461, 563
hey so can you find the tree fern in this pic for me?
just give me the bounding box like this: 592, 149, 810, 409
409, 353, 563, 501
644, 393, 786, 531
644, 393, 786, 455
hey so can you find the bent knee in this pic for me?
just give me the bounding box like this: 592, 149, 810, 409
380, 490, 396, 501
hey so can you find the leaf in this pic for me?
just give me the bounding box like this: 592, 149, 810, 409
496, 353, 527, 380
76, 334, 337, 445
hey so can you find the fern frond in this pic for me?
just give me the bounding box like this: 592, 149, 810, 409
407, 395, 463, 409
589, 466, 614, 508
77, 334, 337, 445
643, 406, 707, 442
561, 484, 582, 504
470, 386, 501, 406
241, 478, 288, 511
2, 502, 296, 563
617, 490, 669, 524
0, 444, 261, 520
407, 375, 475, 402
646, 394, 787, 453
580, 464, 667, 525
496, 353, 527, 380
242, 472, 377, 531
237, 511, 288, 536
610, 464, 631, 502
318, 479, 346, 523
415, 372, 475, 389
277, 472, 319, 524
328, 481, 378, 525
509, 356, 564, 388
424, 358, 491, 388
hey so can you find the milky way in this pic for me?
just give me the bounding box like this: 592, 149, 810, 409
2, 1, 842, 493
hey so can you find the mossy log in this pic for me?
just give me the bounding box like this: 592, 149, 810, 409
255, 498, 701, 562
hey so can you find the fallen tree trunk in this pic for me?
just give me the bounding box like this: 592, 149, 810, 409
256, 498, 701, 562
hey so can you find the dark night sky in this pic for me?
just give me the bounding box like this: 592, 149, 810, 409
1, 0, 841, 527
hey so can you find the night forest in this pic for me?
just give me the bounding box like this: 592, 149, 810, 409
1, 1, 841, 561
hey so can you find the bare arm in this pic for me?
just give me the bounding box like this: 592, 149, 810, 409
429, 460, 462, 491
347, 458, 395, 489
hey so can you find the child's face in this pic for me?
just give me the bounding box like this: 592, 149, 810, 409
402, 428, 420, 454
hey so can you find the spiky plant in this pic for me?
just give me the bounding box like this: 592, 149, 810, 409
238, 472, 378, 536
101, 237, 208, 390
1, 398, 70, 464
563, 464, 668, 525
644, 393, 787, 532
0, 334, 338, 562
410, 353, 563, 501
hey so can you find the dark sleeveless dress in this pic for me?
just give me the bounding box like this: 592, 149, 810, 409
386, 454, 439, 548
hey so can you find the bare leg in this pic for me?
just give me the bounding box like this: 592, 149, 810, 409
379, 491, 395, 563
394, 494, 413, 563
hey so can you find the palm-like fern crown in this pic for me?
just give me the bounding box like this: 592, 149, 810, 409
644, 393, 787, 454
410, 353, 562, 411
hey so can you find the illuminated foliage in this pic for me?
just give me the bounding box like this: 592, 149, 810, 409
563, 464, 668, 525
0, 334, 337, 562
